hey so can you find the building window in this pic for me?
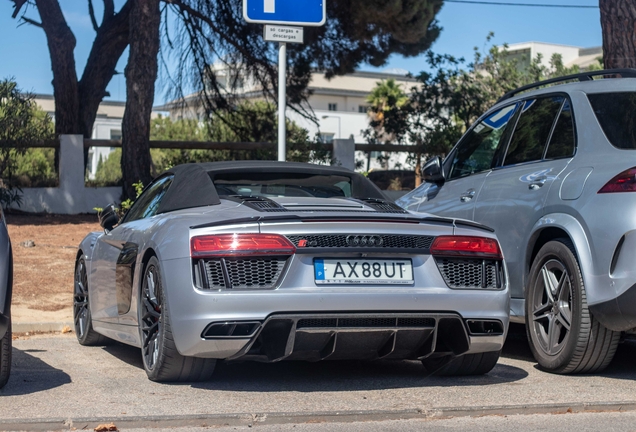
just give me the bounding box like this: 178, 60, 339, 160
328, 103, 337, 111
110, 129, 122, 140
358, 105, 370, 113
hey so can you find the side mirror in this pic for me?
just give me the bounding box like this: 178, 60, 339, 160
422, 156, 445, 184
99, 204, 119, 232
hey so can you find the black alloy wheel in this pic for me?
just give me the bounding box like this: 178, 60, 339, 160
74, 256, 107, 346
139, 256, 216, 382
525, 239, 619, 374
140, 259, 162, 372
530, 258, 572, 357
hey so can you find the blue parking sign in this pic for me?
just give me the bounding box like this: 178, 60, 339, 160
243, 0, 326, 26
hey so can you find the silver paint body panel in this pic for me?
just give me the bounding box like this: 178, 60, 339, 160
78, 198, 509, 358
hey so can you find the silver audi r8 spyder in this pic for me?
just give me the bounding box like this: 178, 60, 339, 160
75, 161, 509, 382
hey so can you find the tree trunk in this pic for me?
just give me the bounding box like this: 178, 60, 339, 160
414, 152, 422, 188
78, 2, 132, 138
600, 0, 636, 69
121, 0, 160, 200
34, 0, 80, 136
78, 1, 131, 169
13, 0, 131, 171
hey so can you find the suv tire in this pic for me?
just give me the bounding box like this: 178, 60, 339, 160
526, 239, 619, 374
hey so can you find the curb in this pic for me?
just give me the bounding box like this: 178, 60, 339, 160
12, 322, 73, 334
1, 401, 636, 431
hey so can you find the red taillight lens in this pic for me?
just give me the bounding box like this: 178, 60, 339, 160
191, 234, 296, 257
598, 167, 636, 193
430, 236, 502, 259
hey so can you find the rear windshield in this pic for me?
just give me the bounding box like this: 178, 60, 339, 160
211, 172, 352, 198
588, 92, 636, 149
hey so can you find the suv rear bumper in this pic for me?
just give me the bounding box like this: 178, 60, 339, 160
590, 281, 636, 332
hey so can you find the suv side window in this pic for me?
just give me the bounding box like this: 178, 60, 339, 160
448, 104, 517, 180
504, 96, 564, 166
545, 99, 575, 159
122, 175, 174, 224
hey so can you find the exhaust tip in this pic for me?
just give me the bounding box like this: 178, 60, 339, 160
466, 319, 504, 336
202, 321, 261, 339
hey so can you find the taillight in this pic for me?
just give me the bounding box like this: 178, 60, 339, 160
191, 234, 296, 258
598, 167, 636, 193
430, 236, 502, 259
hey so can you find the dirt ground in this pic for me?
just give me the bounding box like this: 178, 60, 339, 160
5, 212, 101, 323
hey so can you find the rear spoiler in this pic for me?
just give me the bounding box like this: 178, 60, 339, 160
190, 214, 495, 233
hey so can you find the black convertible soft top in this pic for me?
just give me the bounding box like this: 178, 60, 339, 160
156, 161, 386, 214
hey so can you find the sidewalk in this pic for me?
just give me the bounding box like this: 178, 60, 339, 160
11, 304, 73, 334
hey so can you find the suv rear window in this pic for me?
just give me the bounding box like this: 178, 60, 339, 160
588, 92, 636, 149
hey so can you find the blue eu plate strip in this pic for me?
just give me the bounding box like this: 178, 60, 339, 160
314, 259, 325, 280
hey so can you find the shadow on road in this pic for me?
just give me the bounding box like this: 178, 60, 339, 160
501, 323, 636, 379
102, 342, 144, 369
190, 358, 528, 392
501, 323, 534, 362
0, 347, 71, 396
594, 339, 636, 379
97, 337, 529, 390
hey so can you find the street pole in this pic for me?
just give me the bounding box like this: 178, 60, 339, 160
278, 42, 287, 161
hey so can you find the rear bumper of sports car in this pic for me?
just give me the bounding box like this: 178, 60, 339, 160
161, 258, 509, 360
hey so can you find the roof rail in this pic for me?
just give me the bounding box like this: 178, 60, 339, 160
497, 68, 636, 103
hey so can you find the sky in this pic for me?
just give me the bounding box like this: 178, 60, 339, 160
0, 0, 602, 104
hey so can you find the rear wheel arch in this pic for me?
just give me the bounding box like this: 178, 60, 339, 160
528, 227, 574, 276
140, 248, 158, 277
137, 247, 159, 315
526, 214, 594, 297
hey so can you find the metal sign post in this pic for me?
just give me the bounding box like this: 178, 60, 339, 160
277, 42, 287, 162
243, 0, 326, 161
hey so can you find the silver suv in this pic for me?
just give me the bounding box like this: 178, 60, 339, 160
397, 69, 636, 374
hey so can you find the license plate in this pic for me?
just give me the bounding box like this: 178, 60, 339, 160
314, 258, 413, 285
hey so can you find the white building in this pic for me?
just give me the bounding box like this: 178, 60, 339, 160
503, 42, 603, 71
154, 68, 417, 170
34, 94, 125, 179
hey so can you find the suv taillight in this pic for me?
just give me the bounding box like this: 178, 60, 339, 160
598, 167, 636, 193
191, 234, 296, 258
430, 236, 502, 259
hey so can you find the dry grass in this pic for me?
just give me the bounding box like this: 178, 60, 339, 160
6, 213, 101, 312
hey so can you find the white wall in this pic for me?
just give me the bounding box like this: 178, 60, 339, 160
12, 135, 120, 214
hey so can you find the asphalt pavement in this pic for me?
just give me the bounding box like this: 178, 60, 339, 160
2, 325, 636, 431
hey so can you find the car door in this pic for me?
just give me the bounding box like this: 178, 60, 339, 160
90, 175, 174, 323
417, 103, 518, 220
473, 96, 576, 299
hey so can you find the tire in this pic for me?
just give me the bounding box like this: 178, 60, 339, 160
525, 239, 619, 374
422, 351, 500, 376
0, 321, 11, 389
74, 256, 109, 346
139, 256, 216, 382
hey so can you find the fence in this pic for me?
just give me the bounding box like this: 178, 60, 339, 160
9, 135, 415, 214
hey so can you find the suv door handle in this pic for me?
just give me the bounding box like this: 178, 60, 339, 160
460, 189, 476, 202
529, 176, 548, 190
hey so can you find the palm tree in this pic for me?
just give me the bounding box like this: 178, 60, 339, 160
366, 79, 408, 123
